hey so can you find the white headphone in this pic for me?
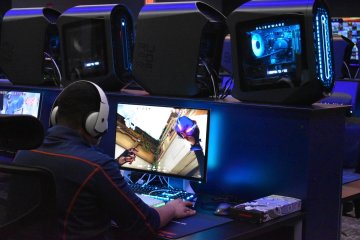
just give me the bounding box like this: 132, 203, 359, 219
50, 80, 109, 138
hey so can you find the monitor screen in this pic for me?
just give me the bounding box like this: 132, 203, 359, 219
237, 17, 303, 90
62, 19, 108, 80
114, 103, 209, 182
0, 91, 41, 118
331, 17, 360, 61
332, 80, 360, 114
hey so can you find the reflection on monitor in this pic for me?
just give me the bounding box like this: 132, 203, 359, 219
0, 91, 41, 118
58, 4, 135, 91
63, 19, 107, 80
114, 104, 209, 182
239, 18, 302, 90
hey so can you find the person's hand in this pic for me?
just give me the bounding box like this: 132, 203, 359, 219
180, 133, 196, 145
117, 148, 138, 165
166, 199, 196, 219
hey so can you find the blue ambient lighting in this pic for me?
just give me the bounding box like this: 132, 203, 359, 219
65, 5, 116, 14
206, 110, 221, 170
5, 8, 44, 17
142, 2, 197, 13
120, 17, 132, 71
314, 7, 333, 90
241, 0, 310, 9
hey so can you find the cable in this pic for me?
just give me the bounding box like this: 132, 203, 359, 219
199, 58, 218, 98
44, 52, 62, 86
343, 61, 353, 79
219, 76, 234, 99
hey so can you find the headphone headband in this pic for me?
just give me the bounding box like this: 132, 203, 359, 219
50, 80, 109, 138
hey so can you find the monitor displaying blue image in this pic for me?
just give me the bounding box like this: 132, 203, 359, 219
114, 103, 209, 182
0, 91, 41, 118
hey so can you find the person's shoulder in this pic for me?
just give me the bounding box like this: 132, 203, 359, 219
79, 147, 114, 164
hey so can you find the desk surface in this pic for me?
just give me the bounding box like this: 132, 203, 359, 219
159, 212, 304, 240
342, 180, 360, 201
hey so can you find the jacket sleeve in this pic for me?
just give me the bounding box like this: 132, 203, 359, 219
91, 158, 160, 239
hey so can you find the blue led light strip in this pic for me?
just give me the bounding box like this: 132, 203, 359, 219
64, 5, 116, 14
314, 7, 333, 89
321, 15, 331, 80
5, 8, 43, 17
120, 17, 131, 71
142, 2, 197, 13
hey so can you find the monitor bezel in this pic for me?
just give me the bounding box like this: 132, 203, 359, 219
235, 14, 307, 91
0, 90, 42, 119
114, 102, 210, 183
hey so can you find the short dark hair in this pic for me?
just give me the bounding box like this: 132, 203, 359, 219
56, 81, 100, 129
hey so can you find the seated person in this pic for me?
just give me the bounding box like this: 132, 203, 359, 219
14, 80, 195, 240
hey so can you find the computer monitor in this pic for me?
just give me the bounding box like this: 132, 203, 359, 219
114, 103, 209, 182
58, 4, 134, 91
0, 91, 41, 118
332, 17, 360, 44
331, 80, 360, 116
228, 0, 335, 105
332, 17, 360, 78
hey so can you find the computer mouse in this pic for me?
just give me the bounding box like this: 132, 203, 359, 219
214, 203, 232, 216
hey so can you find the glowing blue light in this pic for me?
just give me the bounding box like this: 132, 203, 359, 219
65, 4, 116, 14
242, 0, 309, 9
120, 17, 132, 71
142, 2, 197, 13
313, 7, 333, 90
207, 110, 222, 170
251, 33, 265, 58
5, 8, 44, 17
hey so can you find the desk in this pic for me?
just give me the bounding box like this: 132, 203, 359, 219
342, 179, 360, 218
0, 84, 345, 240
160, 212, 303, 240
342, 180, 360, 201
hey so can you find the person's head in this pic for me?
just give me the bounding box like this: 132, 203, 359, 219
50, 80, 109, 144
174, 116, 200, 144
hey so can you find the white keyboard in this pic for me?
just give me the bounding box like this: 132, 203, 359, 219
136, 193, 165, 208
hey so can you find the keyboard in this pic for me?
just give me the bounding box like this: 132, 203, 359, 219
129, 183, 197, 202
136, 193, 165, 208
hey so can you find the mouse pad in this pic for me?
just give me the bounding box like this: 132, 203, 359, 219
158, 212, 233, 239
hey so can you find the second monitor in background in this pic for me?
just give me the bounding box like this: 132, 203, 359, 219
114, 103, 210, 183
0, 90, 41, 118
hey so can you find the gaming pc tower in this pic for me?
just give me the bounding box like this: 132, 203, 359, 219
228, 0, 335, 105
0, 8, 61, 86
133, 2, 227, 97
57, 4, 134, 91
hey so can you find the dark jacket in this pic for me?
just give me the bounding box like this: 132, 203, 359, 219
14, 125, 160, 240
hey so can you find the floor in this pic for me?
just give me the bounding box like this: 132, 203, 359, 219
341, 210, 360, 240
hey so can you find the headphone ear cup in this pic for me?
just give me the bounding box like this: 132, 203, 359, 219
50, 106, 59, 126
85, 112, 100, 137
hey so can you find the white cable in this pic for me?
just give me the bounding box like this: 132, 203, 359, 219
44, 52, 62, 84
199, 58, 217, 98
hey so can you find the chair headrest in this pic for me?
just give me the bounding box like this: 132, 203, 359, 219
0, 115, 44, 150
